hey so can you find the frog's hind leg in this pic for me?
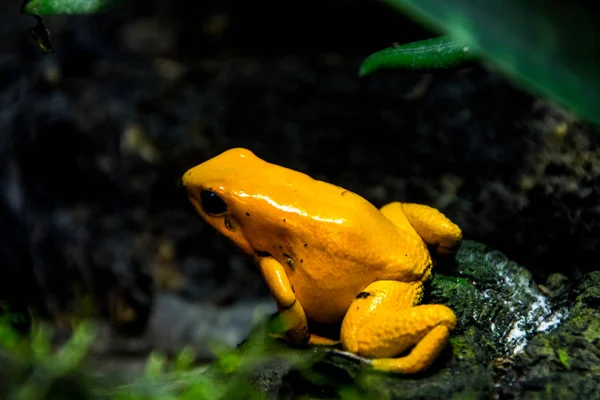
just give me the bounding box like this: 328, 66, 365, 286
340, 280, 456, 374
380, 202, 462, 257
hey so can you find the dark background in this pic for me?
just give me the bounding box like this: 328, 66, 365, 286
1, 0, 599, 337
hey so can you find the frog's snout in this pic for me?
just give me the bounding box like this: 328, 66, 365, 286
181, 170, 192, 189
182, 169, 202, 208
182, 166, 202, 192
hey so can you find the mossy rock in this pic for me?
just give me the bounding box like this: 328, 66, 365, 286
205, 240, 600, 399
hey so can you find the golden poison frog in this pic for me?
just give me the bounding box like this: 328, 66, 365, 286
182, 148, 462, 374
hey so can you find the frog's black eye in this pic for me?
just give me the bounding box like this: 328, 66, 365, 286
200, 190, 227, 215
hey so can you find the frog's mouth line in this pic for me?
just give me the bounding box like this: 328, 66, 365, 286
257, 251, 271, 258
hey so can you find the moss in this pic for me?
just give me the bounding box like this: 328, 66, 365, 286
450, 390, 481, 400
498, 269, 600, 398
556, 348, 570, 369
565, 308, 600, 343
449, 331, 476, 361
583, 317, 600, 343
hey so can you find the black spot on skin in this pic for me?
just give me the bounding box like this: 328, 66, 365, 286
279, 245, 283, 249
356, 292, 370, 299
341, 190, 348, 196
304, 243, 308, 247
300, 259, 303, 263
405, 254, 408, 257
246, 212, 250, 217
283, 219, 286, 223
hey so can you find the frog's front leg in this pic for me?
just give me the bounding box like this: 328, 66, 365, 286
340, 280, 456, 374
259, 257, 338, 346
380, 202, 462, 257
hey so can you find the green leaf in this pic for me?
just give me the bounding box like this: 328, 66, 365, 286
21, 0, 123, 15
382, 0, 600, 126
173, 346, 196, 372
360, 35, 478, 76
144, 351, 168, 379
51, 321, 95, 375
30, 322, 53, 360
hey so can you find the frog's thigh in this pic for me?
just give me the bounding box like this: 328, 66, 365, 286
381, 202, 462, 256
340, 280, 456, 374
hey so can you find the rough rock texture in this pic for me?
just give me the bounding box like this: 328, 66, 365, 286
498, 271, 600, 399
204, 241, 600, 399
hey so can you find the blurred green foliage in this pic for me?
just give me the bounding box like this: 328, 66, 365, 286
0, 310, 264, 400
372, 0, 600, 126
0, 309, 364, 400
0, 313, 96, 400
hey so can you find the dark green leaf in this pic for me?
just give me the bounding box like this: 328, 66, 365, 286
360, 35, 478, 76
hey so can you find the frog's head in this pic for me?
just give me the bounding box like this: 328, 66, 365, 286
182, 148, 260, 258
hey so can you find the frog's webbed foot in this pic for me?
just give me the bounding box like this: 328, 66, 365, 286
340, 280, 456, 374
380, 202, 462, 258
308, 334, 340, 346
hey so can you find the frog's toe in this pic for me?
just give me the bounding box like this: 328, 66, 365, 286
370, 324, 452, 374
308, 334, 340, 346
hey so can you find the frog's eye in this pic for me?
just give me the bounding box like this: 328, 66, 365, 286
200, 190, 227, 215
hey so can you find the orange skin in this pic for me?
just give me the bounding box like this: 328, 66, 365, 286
182, 148, 463, 374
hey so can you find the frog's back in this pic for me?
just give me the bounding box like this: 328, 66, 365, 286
221, 149, 431, 279
253, 175, 433, 322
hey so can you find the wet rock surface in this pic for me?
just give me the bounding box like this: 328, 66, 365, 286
205, 241, 600, 399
